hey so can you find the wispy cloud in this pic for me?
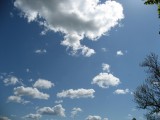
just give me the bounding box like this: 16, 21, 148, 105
3, 76, 19, 86
14, 0, 124, 57
71, 107, 82, 118
57, 89, 95, 99
7, 95, 30, 104
0, 116, 11, 120
102, 63, 110, 72
23, 113, 41, 120
35, 49, 47, 54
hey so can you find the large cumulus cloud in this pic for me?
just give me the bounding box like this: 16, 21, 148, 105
14, 0, 124, 57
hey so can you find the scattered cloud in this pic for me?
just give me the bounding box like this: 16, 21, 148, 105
71, 107, 82, 118
37, 104, 65, 117
26, 68, 30, 73
14, 86, 49, 100
35, 49, 47, 54
57, 88, 95, 99
92, 73, 120, 88
33, 79, 54, 89
114, 88, 129, 95
103, 118, 109, 120
3, 76, 19, 86
116, 50, 124, 56
7, 95, 30, 104
54, 100, 63, 104
0, 116, 11, 120
102, 63, 110, 72
23, 113, 42, 120
86, 115, 101, 120
14, 0, 124, 57
101, 48, 107, 52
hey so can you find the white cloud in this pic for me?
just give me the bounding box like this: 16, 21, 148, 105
86, 115, 101, 120
92, 73, 120, 88
0, 116, 11, 120
116, 50, 124, 56
14, 86, 49, 100
101, 48, 107, 52
37, 104, 65, 117
54, 100, 63, 104
102, 63, 110, 72
114, 88, 129, 95
71, 107, 82, 118
57, 88, 95, 99
7, 95, 30, 104
14, 0, 124, 57
35, 49, 47, 54
33, 79, 54, 89
3, 76, 19, 86
23, 113, 42, 120
103, 118, 109, 120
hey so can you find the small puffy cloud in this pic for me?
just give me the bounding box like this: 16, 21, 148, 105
33, 79, 54, 89
102, 63, 110, 72
86, 115, 101, 120
14, 0, 124, 57
71, 107, 82, 118
57, 88, 95, 99
7, 95, 30, 104
92, 73, 120, 88
35, 49, 47, 54
23, 113, 41, 120
14, 86, 49, 100
3, 76, 19, 86
37, 104, 65, 117
54, 100, 63, 104
114, 88, 129, 95
116, 50, 124, 56
0, 116, 11, 120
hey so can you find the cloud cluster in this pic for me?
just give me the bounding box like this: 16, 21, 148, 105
71, 107, 82, 118
37, 104, 65, 117
57, 89, 95, 99
14, 86, 49, 99
33, 79, 54, 89
14, 0, 124, 56
3, 76, 19, 86
114, 89, 129, 94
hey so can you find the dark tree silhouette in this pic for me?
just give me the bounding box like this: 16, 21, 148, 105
134, 53, 160, 120
144, 0, 160, 18
132, 118, 136, 120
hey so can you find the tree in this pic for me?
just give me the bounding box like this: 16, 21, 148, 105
132, 118, 136, 120
144, 0, 160, 18
134, 53, 160, 120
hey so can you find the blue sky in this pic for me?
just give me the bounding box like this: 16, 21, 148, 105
0, 0, 160, 120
